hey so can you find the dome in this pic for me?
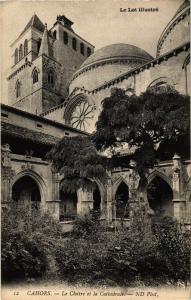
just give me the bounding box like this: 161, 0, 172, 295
81, 43, 153, 68
157, 0, 190, 57
174, 0, 189, 18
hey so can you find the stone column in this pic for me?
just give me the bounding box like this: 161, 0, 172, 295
172, 154, 183, 221
106, 177, 113, 224
46, 169, 60, 220
1, 144, 14, 208
77, 188, 92, 216
128, 160, 140, 222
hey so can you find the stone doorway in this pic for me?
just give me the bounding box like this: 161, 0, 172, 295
12, 176, 41, 210
115, 182, 129, 219
59, 190, 77, 221
147, 176, 173, 218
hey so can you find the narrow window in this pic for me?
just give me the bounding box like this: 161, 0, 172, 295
87, 47, 91, 57
63, 31, 68, 44
37, 38, 42, 54
72, 37, 77, 51
24, 39, 28, 56
53, 30, 57, 39
19, 44, 23, 60
16, 81, 21, 98
80, 43, 84, 55
47, 69, 54, 87
33, 69, 38, 84
15, 48, 18, 64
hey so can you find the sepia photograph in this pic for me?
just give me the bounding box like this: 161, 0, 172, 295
1, 0, 190, 299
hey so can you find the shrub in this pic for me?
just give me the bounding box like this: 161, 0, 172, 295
1, 204, 63, 282
152, 216, 191, 285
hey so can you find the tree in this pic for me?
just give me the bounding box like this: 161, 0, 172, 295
47, 88, 189, 191
46, 136, 107, 192
93, 88, 190, 174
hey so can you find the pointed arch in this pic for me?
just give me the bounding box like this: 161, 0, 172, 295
11, 169, 48, 206
112, 175, 129, 198
147, 175, 173, 217
114, 180, 129, 219
147, 169, 172, 189
32, 68, 39, 84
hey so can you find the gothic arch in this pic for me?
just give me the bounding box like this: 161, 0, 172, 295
11, 169, 48, 206
113, 179, 129, 219
92, 178, 106, 212
31, 67, 40, 83
147, 169, 172, 189
112, 176, 129, 199
146, 174, 173, 217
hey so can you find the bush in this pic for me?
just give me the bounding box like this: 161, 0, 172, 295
2, 204, 190, 286
54, 214, 191, 286
152, 216, 191, 285
1, 204, 63, 282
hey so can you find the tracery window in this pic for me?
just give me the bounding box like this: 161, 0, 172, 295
24, 39, 28, 56
19, 44, 23, 60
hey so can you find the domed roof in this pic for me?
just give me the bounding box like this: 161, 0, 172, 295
81, 43, 153, 68
174, 0, 189, 18
156, 0, 190, 57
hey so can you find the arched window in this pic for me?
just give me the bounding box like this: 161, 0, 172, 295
32, 69, 38, 84
72, 37, 77, 51
80, 43, 84, 55
47, 69, 55, 87
19, 44, 23, 60
24, 39, 28, 56
15, 48, 18, 64
87, 47, 91, 57
16, 80, 21, 98
63, 31, 68, 44
53, 30, 57, 39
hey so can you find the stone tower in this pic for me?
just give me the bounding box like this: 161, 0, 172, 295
7, 14, 94, 115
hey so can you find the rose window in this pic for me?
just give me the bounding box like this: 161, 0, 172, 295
70, 101, 94, 131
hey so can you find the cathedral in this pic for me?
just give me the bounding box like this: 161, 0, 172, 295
1, 0, 190, 230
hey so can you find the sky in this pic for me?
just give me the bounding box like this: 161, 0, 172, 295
0, 0, 183, 103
